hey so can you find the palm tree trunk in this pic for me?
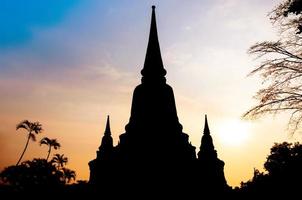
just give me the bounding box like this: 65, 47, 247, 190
16, 133, 31, 166
46, 146, 51, 161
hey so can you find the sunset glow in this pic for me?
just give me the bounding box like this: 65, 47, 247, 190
1, 0, 302, 188
217, 120, 251, 146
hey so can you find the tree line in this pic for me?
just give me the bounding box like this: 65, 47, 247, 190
0, 120, 77, 193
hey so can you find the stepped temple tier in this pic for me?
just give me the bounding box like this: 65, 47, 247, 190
89, 6, 229, 194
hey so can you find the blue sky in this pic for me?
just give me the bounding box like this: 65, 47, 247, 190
0, 0, 82, 47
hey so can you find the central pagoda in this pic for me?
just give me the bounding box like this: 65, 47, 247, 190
115, 6, 196, 162
89, 6, 228, 194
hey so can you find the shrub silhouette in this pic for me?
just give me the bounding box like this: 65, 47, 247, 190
0, 155, 76, 193
240, 142, 302, 196
0, 158, 63, 192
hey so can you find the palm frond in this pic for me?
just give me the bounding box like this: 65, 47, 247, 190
29, 133, 36, 142
16, 120, 30, 131
32, 122, 43, 134
62, 167, 76, 183
40, 137, 51, 146
51, 139, 61, 149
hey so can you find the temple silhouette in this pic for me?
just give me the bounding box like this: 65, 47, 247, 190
89, 6, 229, 194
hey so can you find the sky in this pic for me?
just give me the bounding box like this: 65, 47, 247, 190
1, 0, 301, 187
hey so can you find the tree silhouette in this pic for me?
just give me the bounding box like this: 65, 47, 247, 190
240, 142, 302, 196
51, 154, 68, 169
40, 137, 61, 161
244, 0, 302, 134
62, 168, 76, 184
15, 120, 43, 165
0, 158, 63, 192
274, 0, 302, 34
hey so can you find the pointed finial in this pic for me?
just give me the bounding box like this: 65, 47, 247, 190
141, 4, 166, 81
204, 115, 210, 135
104, 115, 111, 136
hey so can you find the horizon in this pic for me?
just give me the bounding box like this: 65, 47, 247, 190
1, 0, 302, 187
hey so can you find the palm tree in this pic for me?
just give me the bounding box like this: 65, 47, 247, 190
51, 154, 68, 169
40, 137, 61, 161
62, 168, 76, 183
16, 120, 43, 165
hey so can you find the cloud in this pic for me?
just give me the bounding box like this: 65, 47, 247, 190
0, 0, 292, 185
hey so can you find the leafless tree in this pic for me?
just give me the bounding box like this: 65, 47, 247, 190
244, 0, 302, 134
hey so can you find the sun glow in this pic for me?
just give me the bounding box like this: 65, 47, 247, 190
217, 120, 251, 146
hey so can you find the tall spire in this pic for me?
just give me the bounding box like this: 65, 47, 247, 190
98, 115, 113, 152
141, 5, 167, 80
104, 115, 111, 136
203, 115, 210, 135
198, 115, 216, 159
97, 115, 113, 160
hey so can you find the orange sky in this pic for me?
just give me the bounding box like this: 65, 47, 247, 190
1, 0, 302, 187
